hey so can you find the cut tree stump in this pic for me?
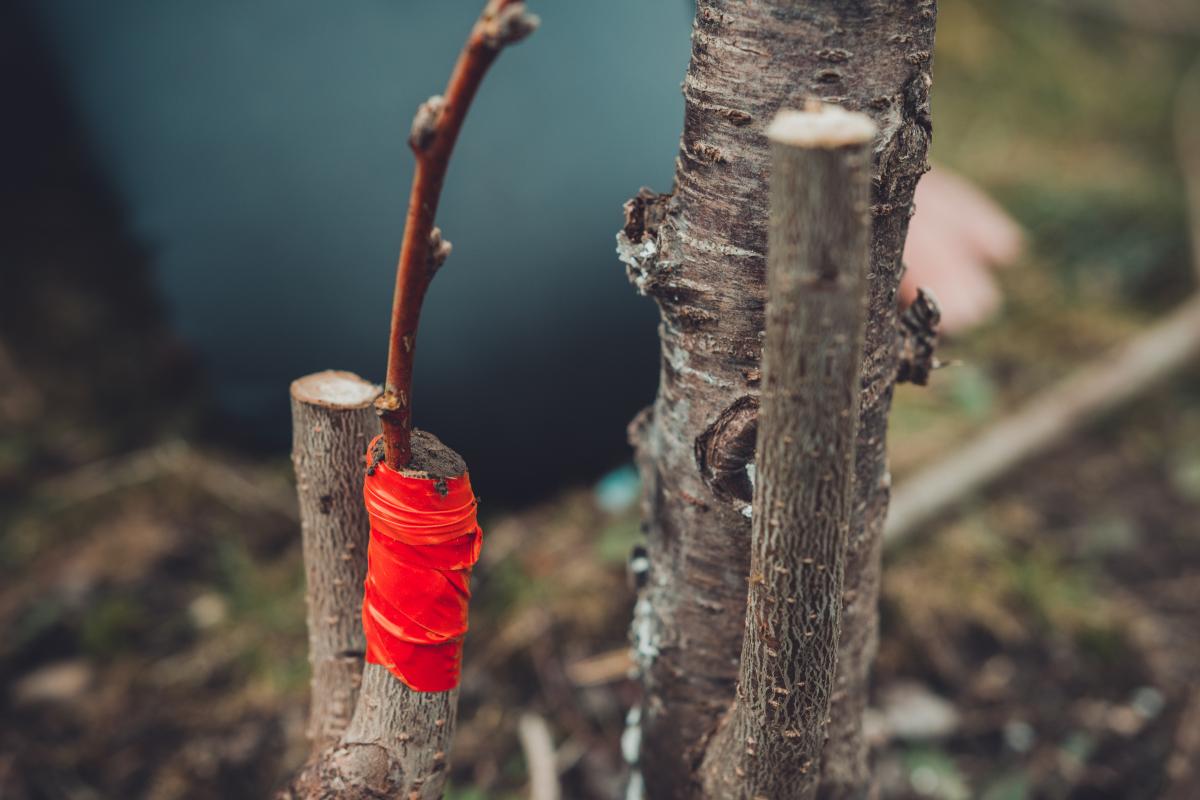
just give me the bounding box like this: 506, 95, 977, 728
290, 370, 380, 751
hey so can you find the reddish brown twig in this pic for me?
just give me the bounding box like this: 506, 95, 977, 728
377, 0, 538, 468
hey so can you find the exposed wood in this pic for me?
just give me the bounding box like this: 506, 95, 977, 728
617, 3, 936, 797
379, 0, 538, 468
701, 105, 875, 800
290, 370, 380, 750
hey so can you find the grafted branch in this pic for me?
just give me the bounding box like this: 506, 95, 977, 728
701, 104, 875, 800
284, 6, 538, 797
284, 431, 472, 800
378, 0, 539, 468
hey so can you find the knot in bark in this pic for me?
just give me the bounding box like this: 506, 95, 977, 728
695, 395, 760, 505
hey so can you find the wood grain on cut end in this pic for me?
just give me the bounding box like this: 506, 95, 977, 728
396, 429, 467, 481
767, 104, 877, 149
291, 370, 381, 409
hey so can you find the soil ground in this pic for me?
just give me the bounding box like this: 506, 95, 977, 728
3, 1, 1199, 797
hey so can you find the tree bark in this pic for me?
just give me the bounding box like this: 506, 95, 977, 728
283, 423, 468, 800
700, 105, 875, 800
283, 665, 457, 800
617, 3, 936, 798
291, 370, 381, 751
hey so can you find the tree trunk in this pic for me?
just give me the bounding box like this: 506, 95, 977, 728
700, 104, 875, 800
618, 3, 936, 797
291, 370, 381, 750
284, 665, 458, 800
286, 373, 462, 799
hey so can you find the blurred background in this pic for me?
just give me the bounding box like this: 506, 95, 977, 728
2, 0, 1199, 798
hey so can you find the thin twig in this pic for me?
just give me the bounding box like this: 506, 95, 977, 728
378, 0, 539, 468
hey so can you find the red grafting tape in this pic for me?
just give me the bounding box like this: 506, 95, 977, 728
361, 435, 481, 692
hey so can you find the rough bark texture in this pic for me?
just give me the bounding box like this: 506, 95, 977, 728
618, 3, 936, 798
283, 428, 468, 800
291, 370, 381, 750
700, 107, 874, 800
283, 666, 457, 800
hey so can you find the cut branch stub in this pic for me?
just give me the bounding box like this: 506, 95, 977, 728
283, 430, 467, 800
701, 104, 876, 800
290, 370, 381, 751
